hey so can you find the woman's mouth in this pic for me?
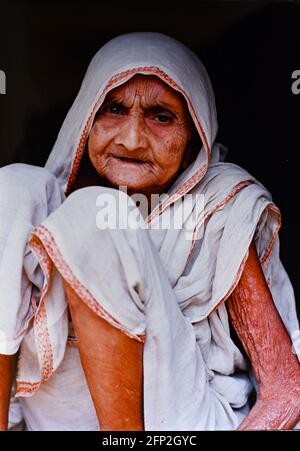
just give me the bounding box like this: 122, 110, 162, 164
113, 155, 148, 165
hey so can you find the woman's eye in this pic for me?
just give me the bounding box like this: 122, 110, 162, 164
108, 104, 123, 114
100, 103, 124, 115
154, 114, 172, 123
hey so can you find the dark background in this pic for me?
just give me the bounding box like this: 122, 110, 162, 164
0, 1, 299, 318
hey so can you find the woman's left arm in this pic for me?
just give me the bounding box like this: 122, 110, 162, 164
227, 241, 300, 430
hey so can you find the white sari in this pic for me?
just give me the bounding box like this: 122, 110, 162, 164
0, 32, 299, 430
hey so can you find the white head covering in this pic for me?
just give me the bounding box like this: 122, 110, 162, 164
0, 33, 298, 420
45, 32, 217, 197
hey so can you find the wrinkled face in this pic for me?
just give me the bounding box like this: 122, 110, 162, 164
88, 74, 194, 195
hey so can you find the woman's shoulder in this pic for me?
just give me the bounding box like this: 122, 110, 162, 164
0, 163, 63, 201
192, 160, 271, 204
192, 161, 254, 195
0, 162, 54, 179
0, 163, 58, 188
206, 161, 255, 183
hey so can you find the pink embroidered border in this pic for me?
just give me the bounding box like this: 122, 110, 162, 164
16, 381, 40, 396
17, 225, 145, 396
16, 236, 55, 396
188, 186, 282, 317
208, 249, 250, 317
207, 204, 281, 317
260, 203, 281, 268
188, 180, 254, 256
33, 224, 146, 344
146, 164, 208, 223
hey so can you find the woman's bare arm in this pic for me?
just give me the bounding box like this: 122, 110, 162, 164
227, 242, 300, 430
64, 281, 144, 431
0, 354, 17, 431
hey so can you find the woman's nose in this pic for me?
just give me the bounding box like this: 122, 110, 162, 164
114, 117, 147, 151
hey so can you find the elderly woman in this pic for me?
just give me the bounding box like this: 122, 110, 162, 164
0, 32, 299, 431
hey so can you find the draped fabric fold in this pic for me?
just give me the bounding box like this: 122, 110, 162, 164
0, 32, 298, 430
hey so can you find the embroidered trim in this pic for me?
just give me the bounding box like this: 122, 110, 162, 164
30, 236, 54, 384
146, 164, 208, 223
65, 66, 211, 222
208, 249, 250, 317
260, 203, 281, 268
33, 225, 146, 344
187, 184, 282, 318
208, 204, 281, 317
16, 380, 40, 397
16, 235, 56, 396
188, 180, 254, 256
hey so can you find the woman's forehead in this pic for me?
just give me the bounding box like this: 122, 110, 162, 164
104, 74, 188, 110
